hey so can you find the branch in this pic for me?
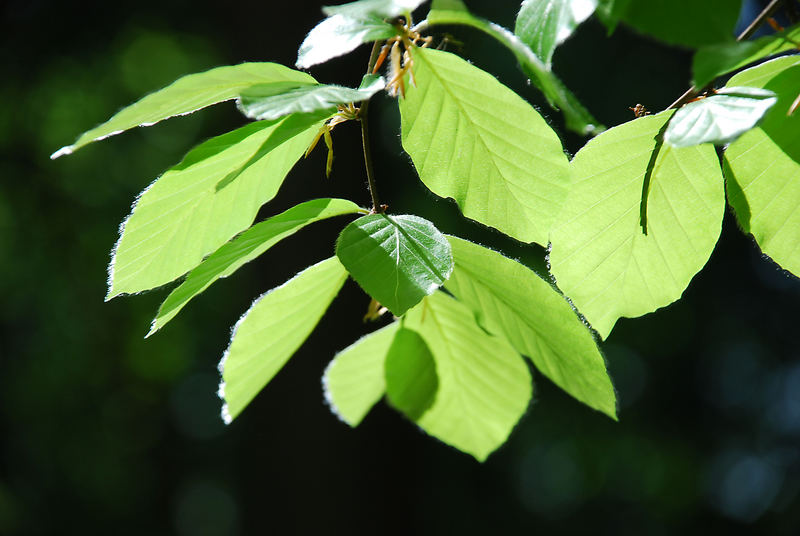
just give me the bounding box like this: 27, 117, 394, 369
360, 40, 383, 213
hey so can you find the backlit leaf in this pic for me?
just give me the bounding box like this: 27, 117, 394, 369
399, 47, 570, 245
52, 63, 315, 158
664, 87, 777, 148
296, 14, 398, 69
108, 112, 328, 299
402, 292, 532, 461
150, 198, 363, 335
322, 0, 427, 18
550, 112, 725, 338
335, 213, 453, 316
324, 322, 399, 426
219, 257, 348, 423
515, 0, 597, 68
724, 56, 800, 276
445, 237, 616, 418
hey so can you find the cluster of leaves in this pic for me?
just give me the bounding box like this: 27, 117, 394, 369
53, 0, 800, 461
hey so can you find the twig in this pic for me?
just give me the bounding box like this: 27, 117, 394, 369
360, 40, 384, 213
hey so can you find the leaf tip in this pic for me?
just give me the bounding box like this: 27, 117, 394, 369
50, 145, 74, 160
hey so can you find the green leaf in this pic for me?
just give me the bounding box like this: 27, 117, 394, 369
323, 0, 427, 18
550, 112, 725, 338
399, 47, 570, 245
515, 0, 597, 68
595, 0, 632, 33
431, 0, 466, 9
615, 0, 741, 48
149, 198, 363, 335
444, 237, 617, 418
693, 23, 800, 88
323, 322, 399, 426
664, 87, 778, 148
384, 328, 438, 421
335, 213, 453, 316
51, 63, 316, 158
424, 9, 604, 136
402, 292, 532, 461
296, 14, 398, 70
219, 257, 348, 423
237, 76, 385, 121
724, 56, 800, 276
108, 112, 327, 299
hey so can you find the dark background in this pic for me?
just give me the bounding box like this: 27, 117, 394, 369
2, 0, 799, 534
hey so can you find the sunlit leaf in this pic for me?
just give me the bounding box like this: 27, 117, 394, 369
402, 292, 532, 461
323, 0, 427, 18
323, 322, 399, 426
219, 257, 348, 423
150, 198, 363, 335
237, 75, 385, 121
107, 112, 327, 299
693, 23, 800, 88
52, 63, 316, 158
296, 14, 398, 69
445, 237, 617, 418
384, 328, 438, 421
399, 47, 570, 245
335, 213, 453, 316
515, 0, 597, 67
550, 112, 725, 338
664, 87, 777, 148
724, 56, 800, 276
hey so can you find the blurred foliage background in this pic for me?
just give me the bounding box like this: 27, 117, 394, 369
1, 0, 799, 534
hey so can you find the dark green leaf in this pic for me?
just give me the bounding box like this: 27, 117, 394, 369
296, 14, 398, 69
384, 328, 438, 421
237, 76, 385, 121
52, 63, 316, 158
219, 257, 348, 423
445, 237, 617, 418
515, 0, 597, 68
336, 214, 453, 316
664, 87, 777, 148
149, 198, 363, 335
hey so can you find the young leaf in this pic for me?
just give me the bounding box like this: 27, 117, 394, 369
296, 14, 398, 70
399, 47, 570, 246
515, 0, 597, 68
444, 236, 617, 418
431, 0, 466, 9
550, 113, 725, 339
402, 292, 532, 461
237, 76, 385, 121
149, 198, 363, 335
613, 0, 741, 48
664, 87, 778, 148
51, 63, 316, 158
108, 112, 328, 299
693, 23, 800, 88
219, 257, 348, 423
724, 57, 800, 276
322, 0, 427, 18
335, 213, 453, 316
323, 322, 399, 426
384, 328, 438, 421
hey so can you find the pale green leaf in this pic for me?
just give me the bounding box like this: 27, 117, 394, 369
149, 198, 363, 335
237, 76, 385, 121
515, 0, 597, 68
108, 112, 327, 299
323, 322, 399, 426
296, 14, 398, 70
336, 214, 453, 316
323, 0, 427, 18
219, 257, 348, 423
445, 236, 616, 418
399, 47, 570, 245
550, 112, 725, 338
384, 328, 438, 421
664, 87, 777, 148
724, 56, 800, 276
615, 0, 741, 48
693, 23, 800, 88
51, 63, 316, 158
402, 292, 532, 461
